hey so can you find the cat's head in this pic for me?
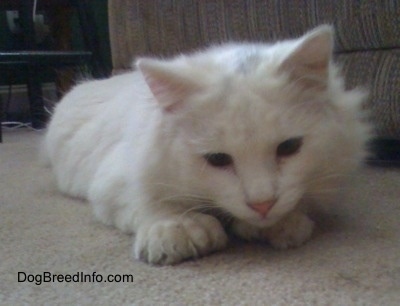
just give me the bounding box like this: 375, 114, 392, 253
137, 25, 370, 227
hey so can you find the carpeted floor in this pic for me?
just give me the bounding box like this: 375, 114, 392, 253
1, 129, 400, 305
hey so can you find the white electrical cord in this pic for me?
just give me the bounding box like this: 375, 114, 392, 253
1, 121, 45, 131
33, 0, 38, 22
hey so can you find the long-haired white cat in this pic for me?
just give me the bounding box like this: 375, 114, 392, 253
44, 25, 371, 265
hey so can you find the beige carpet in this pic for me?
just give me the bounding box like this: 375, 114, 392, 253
1, 129, 400, 305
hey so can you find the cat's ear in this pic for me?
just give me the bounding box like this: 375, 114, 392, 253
136, 58, 200, 112
279, 25, 333, 90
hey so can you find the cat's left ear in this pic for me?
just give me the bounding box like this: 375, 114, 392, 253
137, 58, 200, 112
279, 25, 334, 90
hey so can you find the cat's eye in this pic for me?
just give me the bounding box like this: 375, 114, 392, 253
276, 137, 303, 158
203, 153, 233, 168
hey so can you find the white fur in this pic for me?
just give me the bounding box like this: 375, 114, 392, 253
44, 26, 371, 265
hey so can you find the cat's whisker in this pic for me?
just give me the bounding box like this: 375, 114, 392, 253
178, 206, 204, 219
309, 188, 341, 195
178, 204, 225, 220
157, 195, 205, 204
302, 173, 349, 185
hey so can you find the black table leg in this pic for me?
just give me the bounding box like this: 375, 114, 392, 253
19, 0, 48, 129
73, 0, 108, 78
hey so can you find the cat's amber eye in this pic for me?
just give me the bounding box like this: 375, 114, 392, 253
204, 153, 233, 168
276, 137, 303, 158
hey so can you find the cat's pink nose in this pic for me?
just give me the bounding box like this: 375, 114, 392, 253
248, 199, 277, 218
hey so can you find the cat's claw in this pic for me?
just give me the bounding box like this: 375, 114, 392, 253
133, 213, 228, 265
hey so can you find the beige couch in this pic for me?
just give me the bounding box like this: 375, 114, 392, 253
109, 0, 400, 138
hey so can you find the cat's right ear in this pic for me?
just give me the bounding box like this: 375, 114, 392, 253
136, 58, 199, 112
278, 25, 334, 91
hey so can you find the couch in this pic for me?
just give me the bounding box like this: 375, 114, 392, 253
108, 0, 400, 139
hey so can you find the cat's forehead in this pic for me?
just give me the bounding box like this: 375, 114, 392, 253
185, 46, 324, 150
191, 86, 302, 150
216, 97, 283, 142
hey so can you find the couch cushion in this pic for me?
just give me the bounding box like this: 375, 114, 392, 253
336, 50, 400, 137
108, 0, 400, 137
109, 0, 399, 69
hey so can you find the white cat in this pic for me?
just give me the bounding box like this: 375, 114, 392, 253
44, 25, 371, 265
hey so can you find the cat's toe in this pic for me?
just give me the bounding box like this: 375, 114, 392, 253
265, 211, 314, 249
133, 213, 228, 265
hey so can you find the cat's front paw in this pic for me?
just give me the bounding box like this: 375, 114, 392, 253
133, 213, 228, 265
265, 211, 314, 249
